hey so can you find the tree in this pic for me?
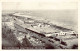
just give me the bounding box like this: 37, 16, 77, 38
72, 44, 78, 49
45, 44, 55, 49
22, 35, 32, 47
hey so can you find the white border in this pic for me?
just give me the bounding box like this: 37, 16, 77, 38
0, 0, 79, 51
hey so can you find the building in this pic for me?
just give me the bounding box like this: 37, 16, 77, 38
43, 30, 76, 37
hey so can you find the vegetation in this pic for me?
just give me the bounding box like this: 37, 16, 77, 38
45, 44, 55, 49
2, 25, 21, 48
60, 41, 67, 46
22, 35, 32, 47
71, 44, 78, 49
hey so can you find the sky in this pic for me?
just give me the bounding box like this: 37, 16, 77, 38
2, 0, 78, 10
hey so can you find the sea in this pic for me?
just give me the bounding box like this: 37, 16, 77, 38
2, 10, 78, 33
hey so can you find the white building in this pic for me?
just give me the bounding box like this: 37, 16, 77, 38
44, 30, 75, 37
